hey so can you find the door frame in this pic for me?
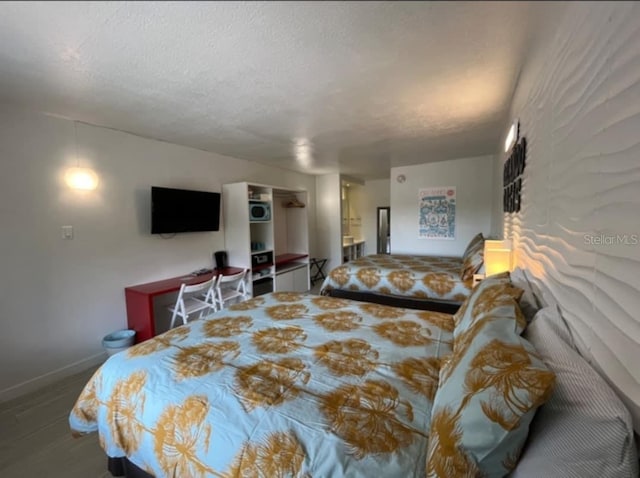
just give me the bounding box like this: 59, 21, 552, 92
376, 207, 390, 254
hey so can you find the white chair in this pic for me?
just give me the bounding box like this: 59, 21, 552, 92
169, 277, 217, 328
215, 269, 250, 310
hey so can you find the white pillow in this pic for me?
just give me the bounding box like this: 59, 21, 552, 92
512, 307, 638, 477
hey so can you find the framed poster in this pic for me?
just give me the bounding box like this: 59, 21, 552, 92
418, 187, 456, 239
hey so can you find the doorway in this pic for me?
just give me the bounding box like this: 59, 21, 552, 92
376, 207, 390, 254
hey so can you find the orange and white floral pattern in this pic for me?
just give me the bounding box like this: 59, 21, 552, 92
427, 273, 555, 477
70, 292, 454, 477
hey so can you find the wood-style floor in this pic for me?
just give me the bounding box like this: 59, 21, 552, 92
0, 366, 108, 478
0, 283, 325, 478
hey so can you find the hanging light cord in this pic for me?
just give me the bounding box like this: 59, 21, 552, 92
74, 121, 80, 167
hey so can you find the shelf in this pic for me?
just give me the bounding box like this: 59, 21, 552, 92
251, 249, 273, 255
252, 272, 274, 282
276, 261, 307, 275
224, 182, 309, 299
253, 274, 274, 282
275, 253, 308, 266
343, 240, 365, 248
252, 262, 273, 273
275, 253, 308, 277
343, 241, 365, 263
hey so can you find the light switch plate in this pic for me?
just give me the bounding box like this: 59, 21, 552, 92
62, 225, 73, 239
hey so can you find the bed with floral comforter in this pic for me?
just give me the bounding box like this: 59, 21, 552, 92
70, 292, 455, 477
320, 254, 474, 303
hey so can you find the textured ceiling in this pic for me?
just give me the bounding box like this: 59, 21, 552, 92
0, 1, 559, 179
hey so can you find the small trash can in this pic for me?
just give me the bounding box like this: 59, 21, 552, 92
102, 329, 136, 356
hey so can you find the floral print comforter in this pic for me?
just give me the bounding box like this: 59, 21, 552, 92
320, 254, 473, 302
70, 292, 454, 478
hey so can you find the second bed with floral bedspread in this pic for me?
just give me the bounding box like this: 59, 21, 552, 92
320, 254, 474, 302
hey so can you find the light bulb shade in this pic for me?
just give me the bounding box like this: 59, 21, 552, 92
484, 247, 512, 276
65, 167, 98, 190
484, 239, 512, 250
504, 122, 517, 152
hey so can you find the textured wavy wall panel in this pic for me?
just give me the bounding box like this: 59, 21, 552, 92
503, 3, 640, 429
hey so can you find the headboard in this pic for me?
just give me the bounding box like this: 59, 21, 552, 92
502, 2, 640, 430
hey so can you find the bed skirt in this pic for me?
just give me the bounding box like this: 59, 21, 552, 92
107, 457, 153, 478
326, 288, 461, 314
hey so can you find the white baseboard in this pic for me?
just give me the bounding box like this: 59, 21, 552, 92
0, 352, 107, 403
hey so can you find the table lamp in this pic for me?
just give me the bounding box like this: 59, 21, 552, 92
483, 240, 513, 277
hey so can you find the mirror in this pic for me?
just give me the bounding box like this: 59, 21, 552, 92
377, 207, 390, 254
341, 184, 350, 236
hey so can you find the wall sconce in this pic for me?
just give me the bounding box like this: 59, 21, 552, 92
65, 167, 99, 190
65, 121, 98, 190
484, 239, 513, 277
504, 121, 519, 152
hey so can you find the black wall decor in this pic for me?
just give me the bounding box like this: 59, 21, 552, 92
503, 136, 526, 213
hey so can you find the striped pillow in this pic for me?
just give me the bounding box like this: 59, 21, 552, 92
512, 308, 639, 477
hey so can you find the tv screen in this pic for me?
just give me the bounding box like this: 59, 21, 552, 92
151, 186, 221, 234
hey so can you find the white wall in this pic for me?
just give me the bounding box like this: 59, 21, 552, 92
314, 174, 342, 274
316, 177, 389, 267
490, 147, 505, 238
390, 156, 494, 256
362, 179, 390, 256
0, 108, 316, 400
493, 2, 640, 428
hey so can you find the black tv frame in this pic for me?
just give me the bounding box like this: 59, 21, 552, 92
151, 186, 221, 234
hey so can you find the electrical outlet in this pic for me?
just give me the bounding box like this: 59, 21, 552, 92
62, 225, 73, 240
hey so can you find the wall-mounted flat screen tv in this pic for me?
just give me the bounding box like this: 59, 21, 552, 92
151, 186, 221, 234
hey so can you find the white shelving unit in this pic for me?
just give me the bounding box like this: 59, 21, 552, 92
343, 240, 365, 262
223, 182, 310, 296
